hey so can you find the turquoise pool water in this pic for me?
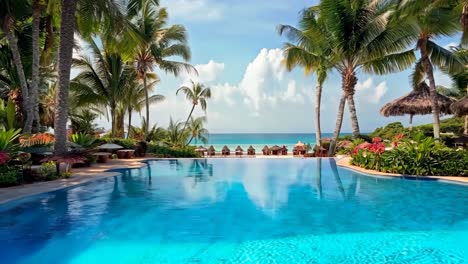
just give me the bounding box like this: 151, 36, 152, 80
0, 159, 467, 263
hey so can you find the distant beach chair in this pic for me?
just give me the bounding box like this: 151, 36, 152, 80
262, 145, 270, 155
222, 146, 230, 157
235, 146, 243, 157
247, 145, 256, 157
207, 146, 216, 157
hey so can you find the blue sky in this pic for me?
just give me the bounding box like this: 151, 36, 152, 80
100, 0, 461, 133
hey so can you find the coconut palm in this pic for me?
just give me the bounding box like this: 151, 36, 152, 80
123, 77, 165, 139
278, 8, 335, 148
176, 80, 211, 132
70, 37, 135, 137
312, 0, 419, 155
54, 0, 132, 154
131, 2, 195, 137
397, 0, 463, 139
0, 0, 33, 133
164, 118, 189, 148
186, 116, 209, 145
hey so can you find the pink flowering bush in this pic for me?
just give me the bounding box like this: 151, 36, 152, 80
0, 152, 8, 165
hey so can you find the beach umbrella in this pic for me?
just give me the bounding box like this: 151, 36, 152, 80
270, 145, 282, 151
248, 145, 255, 151
222, 145, 230, 151
451, 95, 468, 116
208, 145, 215, 152
235, 146, 243, 152
295, 141, 305, 147
97, 143, 124, 150
262, 145, 269, 151
380, 82, 455, 127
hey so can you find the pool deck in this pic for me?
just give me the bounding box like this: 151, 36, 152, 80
0, 156, 467, 205
336, 157, 468, 185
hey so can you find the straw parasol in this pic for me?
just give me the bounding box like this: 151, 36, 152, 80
270, 145, 282, 151
380, 82, 455, 127
248, 145, 255, 152
262, 145, 269, 152
235, 146, 243, 152
451, 95, 468, 116
222, 145, 230, 152
207, 145, 216, 156
295, 141, 305, 147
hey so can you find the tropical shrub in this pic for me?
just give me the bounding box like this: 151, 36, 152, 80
370, 122, 407, 140
19, 133, 55, 148
0, 167, 19, 187
0, 129, 21, 152
0, 99, 16, 131
147, 144, 199, 158
38, 162, 58, 180
70, 133, 97, 148
96, 138, 136, 149
351, 134, 468, 176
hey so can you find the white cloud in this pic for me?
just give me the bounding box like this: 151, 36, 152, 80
183, 60, 225, 83
162, 0, 223, 21
444, 42, 458, 50
355, 78, 388, 104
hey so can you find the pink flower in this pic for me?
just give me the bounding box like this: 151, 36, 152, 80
372, 137, 382, 143
0, 152, 9, 165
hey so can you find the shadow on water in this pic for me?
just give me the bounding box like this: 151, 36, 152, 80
0, 158, 467, 263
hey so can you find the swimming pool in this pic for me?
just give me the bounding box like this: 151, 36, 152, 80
0, 158, 467, 263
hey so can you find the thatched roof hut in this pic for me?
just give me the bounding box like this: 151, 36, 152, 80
451, 95, 468, 116
380, 82, 455, 125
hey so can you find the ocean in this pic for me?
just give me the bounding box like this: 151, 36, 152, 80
190, 133, 348, 151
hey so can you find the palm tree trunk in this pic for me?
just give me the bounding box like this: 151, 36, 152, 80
420, 42, 441, 140
315, 81, 322, 147
144, 73, 150, 139
2, 16, 32, 133
187, 136, 194, 145
31, 0, 41, 133
347, 95, 360, 137
182, 104, 196, 132
127, 108, 132, 139
409, 114, 414, 130
54, 0, 77, 155
328, 92, 347, 156
464, 115, 468, 135
110, 109, 116, 137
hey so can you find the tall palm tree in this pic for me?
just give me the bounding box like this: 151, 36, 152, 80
316, 0, 419, 155
397, 0, 463, 139
176, 80, 211, 132
70, 37, 135, 137
131, 2, 195, 137
186, 116, 209, 145
278, 8, 335, 148
0, 0, 33, 133
123, 77, 165, 139
54, 0, 132, 154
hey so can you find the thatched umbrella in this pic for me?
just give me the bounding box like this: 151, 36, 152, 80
262, 145, 270, 155
235, 146, 243, 152
270, 145, 282, 155
207, 145, 216, 156
380, 82, 455, 127
97, 143, 124, 150
222, 145, 230, 156
247, 145, 255, 155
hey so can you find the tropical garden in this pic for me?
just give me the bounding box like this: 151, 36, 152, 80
279, 0, 468, 176
0, 0, 211, 186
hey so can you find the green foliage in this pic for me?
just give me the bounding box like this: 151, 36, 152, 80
69, 110, 98, 135
38, 161, 58, 180
70, 133, 97, 148
370, 122, 408, 140
0, 99, 17, 130
351, 134, 468, 176
0, 167, 19, 187
147, 144, 199, 158
414, 117, 465, 135
0, 129, 21, 152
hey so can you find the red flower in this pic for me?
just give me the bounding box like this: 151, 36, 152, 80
372, 137, 382, 143
0, 152, 9, 165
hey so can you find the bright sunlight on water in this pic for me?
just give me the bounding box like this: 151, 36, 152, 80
0, 159, 467, 263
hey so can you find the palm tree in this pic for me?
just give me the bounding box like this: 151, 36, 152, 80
176, 80, 211, 132
164, 118, 189, 148
54, 0, 132, 154
316, 0, 419, 155
131, 2, 195, 137
0, 0, 33, 133
397, 0, 463, 139
186, 116, 209, 145
70, 37, 135, 137
123, 77, 165, 139
278, 8, 335, 148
